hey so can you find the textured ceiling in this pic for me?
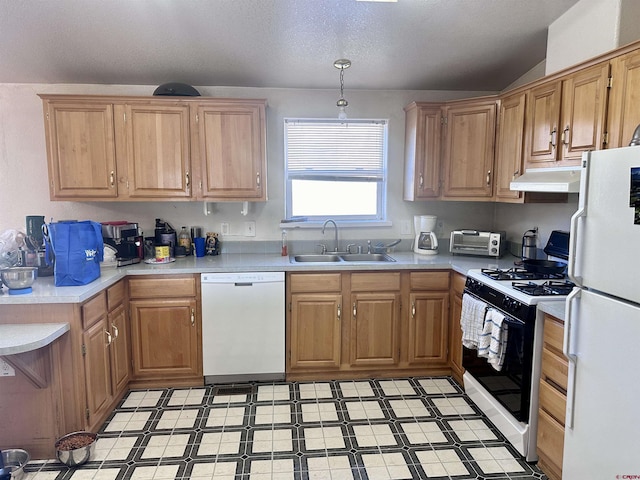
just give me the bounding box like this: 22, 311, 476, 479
0, 0, 579, 91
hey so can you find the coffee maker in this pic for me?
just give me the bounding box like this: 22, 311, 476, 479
413, 215, 438, 255
102, 222, 143, 266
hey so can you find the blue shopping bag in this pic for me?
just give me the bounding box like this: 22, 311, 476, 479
43, 220, 104, 286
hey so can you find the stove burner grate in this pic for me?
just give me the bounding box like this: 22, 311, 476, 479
481, 267, 566, 281
511, 280, 575, 296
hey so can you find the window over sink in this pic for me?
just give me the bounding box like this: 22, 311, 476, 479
284, 118, 388, 224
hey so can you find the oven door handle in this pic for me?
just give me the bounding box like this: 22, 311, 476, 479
563, 286, 580, 429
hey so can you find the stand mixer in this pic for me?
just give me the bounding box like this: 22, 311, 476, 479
413, 215, 438, 255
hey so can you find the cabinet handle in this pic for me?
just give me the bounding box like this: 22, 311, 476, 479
549, 128, 557, 149
109, 171, 115, 187
562, 126, 570, 147
256, 172, 261, 187
111, 323, 119, 339
411, 302, 416, 318
186, 172, 190, 187
190, 308, 195, 327
352, 303, 357, 319
104, 330, 112, 347
419, 174, 424, 188
337, 304, 341, 322
486, 170, 491, 186
512, 170, 519, 180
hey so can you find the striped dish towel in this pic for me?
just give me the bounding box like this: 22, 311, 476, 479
478, 308, 509, 371
460, 293, 488, 349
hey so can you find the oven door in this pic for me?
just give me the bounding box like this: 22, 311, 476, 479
462, 312, 535, 423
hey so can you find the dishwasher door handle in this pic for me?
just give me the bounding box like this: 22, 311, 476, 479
234, 282, 253, 287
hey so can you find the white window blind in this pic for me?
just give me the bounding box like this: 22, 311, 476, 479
285, 119, 387, 180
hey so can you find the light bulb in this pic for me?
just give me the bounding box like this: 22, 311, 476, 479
338, 106, 347, 120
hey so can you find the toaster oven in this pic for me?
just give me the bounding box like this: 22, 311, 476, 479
449, 230, 506, 257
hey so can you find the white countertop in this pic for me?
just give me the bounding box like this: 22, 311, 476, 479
0, 323, 70, 355
0, 251, 522, 305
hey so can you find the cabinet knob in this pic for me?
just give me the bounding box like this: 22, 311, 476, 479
486, 170, 492, 186
111, 323, 119, 339
419, 174, 424, 188
190, 308, 195, 327
337, 304, 341, 322
411, 303, 416, 318
562, 126, 570, 147
104, 330, 112, 347
109, 171, 115, 187
186, 172, 190, 187
353, 303, 357, 318
256, 172, 261, 187
549, 128, 557, 149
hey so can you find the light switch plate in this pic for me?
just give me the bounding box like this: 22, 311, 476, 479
244, 221, 256, 237
401, 220, 412, 235
221, 223, 230, 236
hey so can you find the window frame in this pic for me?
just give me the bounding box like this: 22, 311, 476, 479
283, 117, 389, 225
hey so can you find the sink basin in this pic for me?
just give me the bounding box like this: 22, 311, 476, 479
290, 253, 395, 263
292, 254, 342, 262
340, 253, 396, 262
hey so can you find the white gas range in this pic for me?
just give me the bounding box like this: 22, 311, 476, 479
462, 265, 573, 462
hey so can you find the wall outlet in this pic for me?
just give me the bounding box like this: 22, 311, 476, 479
0, 358, 15, 377
401, 220, 412, 235
244, 221, 256, 237
221, 222, 230, 236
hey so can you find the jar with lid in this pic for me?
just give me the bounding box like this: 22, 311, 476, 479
178, 226, 192, 255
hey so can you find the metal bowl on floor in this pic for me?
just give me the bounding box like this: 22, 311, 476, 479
54, 431, 97, 467
0, 267, 37, 289
1, 448, 30, 480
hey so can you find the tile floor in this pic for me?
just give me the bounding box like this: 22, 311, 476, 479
23, 377, 548, 479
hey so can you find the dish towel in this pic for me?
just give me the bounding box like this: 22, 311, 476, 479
478, 308, 509, 371
460, 293, 488, 349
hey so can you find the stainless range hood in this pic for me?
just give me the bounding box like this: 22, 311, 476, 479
510, 166, 581, 193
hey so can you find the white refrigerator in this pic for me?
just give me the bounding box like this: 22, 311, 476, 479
565, 146, 640, 478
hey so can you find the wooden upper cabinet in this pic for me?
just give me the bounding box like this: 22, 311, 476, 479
197, 100, 267, 200
495, 92, 526, 202
121, 103, 192, 199
42, 100, 118, 199
524, 62, 610, 168
608, 49, 640, 148
403, 102, 442, 200
441, 99, 497, 199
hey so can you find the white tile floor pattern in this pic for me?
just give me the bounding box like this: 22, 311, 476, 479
22, 377, 548, 480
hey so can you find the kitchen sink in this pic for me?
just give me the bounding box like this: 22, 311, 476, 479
290, 253, 395, 263
339, 253, 395, 262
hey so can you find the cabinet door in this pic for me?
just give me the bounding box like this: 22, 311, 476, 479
198, 101, 267, 200
449, 291, 464, 376
108, 303, 129, 395
407, 292, 448, 364
43, 101, 118, 199
350, 292, 400, 367
608, 49, 640, 148
290, 293, 342, 370
524, 81, 562, 165
403, 103, 442, 200
83, 318, 113, 430
129, 298, 199, 377
495, 93, 526, 202
441, 101, 496, 199
124, 104, 191, 198
559, 63, 610, 163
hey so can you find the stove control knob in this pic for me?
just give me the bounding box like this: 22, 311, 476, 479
502, 297, 518, 312
492, 240, 498, 245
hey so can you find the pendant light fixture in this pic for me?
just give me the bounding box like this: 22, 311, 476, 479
334, 58, 351, 120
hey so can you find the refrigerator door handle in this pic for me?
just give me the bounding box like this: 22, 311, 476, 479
568, 205, 585, 286
564, 286, 581, 429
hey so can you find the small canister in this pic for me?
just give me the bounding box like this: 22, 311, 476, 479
521, 229, 537, 260
155, 245, 170, 263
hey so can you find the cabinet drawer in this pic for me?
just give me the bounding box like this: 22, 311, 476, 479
289, 273, 341, 293
541, 348, 568, 391
107, 280, 125, 311
451, 272, 466, 296
410, 271, 450, 291
539, 379, 567, 426
543, 314, 564, 353
128, 275, 197, 299
82, 291, 107, 329
351, 272, 401, 292
536, 408, 565, 476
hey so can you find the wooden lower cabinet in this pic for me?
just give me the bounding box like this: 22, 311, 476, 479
128, 275, 202, 387
536, 313, 568, 480
448, 272, 465, 384
82, 280, 130, 431
286, 270, 453, 380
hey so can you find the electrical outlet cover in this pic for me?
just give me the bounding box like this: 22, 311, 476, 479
244, 221, 256, 237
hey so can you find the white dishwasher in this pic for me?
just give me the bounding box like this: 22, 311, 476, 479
201, 272, 285, 383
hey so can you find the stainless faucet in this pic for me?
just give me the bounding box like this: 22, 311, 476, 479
321, 219, 339, 252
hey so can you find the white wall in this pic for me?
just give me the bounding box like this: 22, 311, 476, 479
0, 83, 499, 247
546, 0, 621, 74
